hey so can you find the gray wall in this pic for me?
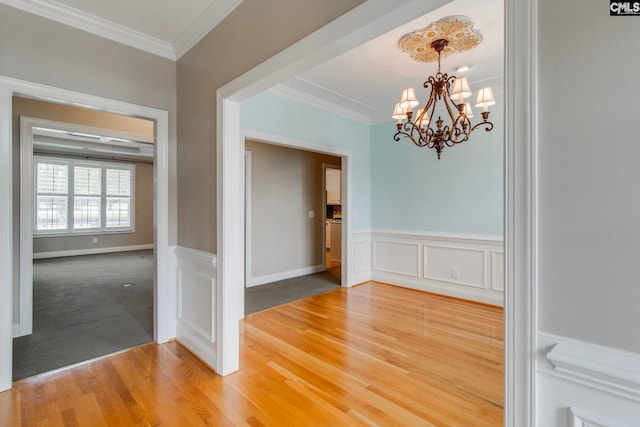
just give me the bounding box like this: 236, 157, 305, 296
538, 0, 640, 353
0, 4, 177, 327
246, 140, 340, 278
177, 0, 365, 253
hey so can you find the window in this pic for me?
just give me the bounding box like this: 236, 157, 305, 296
34, 156, 135, 235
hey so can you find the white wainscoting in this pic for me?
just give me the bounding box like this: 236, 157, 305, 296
537, 332, 640, 426
174, 246, 217, 369
350, 231, 372, 285
369, 231, 503, 306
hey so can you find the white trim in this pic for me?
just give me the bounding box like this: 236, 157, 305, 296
216, 95, 242, 375
0, 0, 243, 60
504, 0, 538, 424
33, 244, 153, 260
569, 407, 631, 427
491, 250, 504, 292
244, 150, 252, 287
175, 245, 217, 369
173, 0, 244, 59
369, 231, 503, 307
174, 245, 217, 270
0, 0, 176, 60
29, 118, 154, 144
218, 0, 453, 101
371, 229, 503, 245
540, 332, 640, 402
217, 4, 535, 425
246, 264, 325, 288
19, 117, 34, 337
0, 74, 175, 392
240, 129, 353, 290
423, 245, 486, 289
0, 82, 11, 392
269, 80, 372, 125
372, 240, 420, 277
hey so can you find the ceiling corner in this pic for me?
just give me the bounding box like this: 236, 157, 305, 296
173, 0, 244, 59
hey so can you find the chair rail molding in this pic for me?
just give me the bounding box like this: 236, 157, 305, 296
537, 333, 640, 425
540, 332, 640, 402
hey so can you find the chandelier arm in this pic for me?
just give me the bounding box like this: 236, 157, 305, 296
449, 114, 471, 143
394, 129, 430, 147
470, 121, 494, 133
400, 120, 428, 143
441, 125, 457, 147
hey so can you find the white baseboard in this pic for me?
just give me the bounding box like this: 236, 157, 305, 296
537, 332, 640, 426
371, 272, 503, 306
33, 244, 154, 259
246, 264, 325, 287
176, 322, 217, 370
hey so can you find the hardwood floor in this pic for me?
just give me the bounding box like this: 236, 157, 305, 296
1, 282, 503, 426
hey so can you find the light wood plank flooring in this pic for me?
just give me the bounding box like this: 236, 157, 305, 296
1, 282, 503, 426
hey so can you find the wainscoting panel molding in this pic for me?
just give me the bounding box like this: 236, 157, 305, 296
174, 246, 217, 369
491, 250, 504, 292
351, 231, 372, 285
372, 240, 420, 278
370, 231, 503, 306
537, 332, 640, 426
424, 245, 485, 289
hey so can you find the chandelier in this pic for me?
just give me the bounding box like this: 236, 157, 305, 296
392, 17, 495, 159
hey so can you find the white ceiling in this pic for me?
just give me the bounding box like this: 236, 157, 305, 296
2, 0, 503, 123
274, 0, 504, 124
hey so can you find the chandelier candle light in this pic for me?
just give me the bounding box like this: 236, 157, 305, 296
393, 16, 495, 159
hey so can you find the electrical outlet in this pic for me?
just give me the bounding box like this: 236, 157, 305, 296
451, 268, 459, 279
308, 210, 315, 218
92, 237, 98, 243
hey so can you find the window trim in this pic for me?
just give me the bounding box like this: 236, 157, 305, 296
33, 155, 136, 237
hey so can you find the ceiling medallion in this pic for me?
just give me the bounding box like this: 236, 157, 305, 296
398, 16, 483, 63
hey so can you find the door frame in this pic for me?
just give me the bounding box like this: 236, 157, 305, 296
17, 116, 154, 337
217, 0, 538, 424
323, 164, 342, 270
0, 75, 176, 392
243, 132, 350, 291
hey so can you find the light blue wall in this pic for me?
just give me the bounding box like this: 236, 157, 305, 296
371, 97, 503, 236
240, 91, 372, 230
241, 90, 503, 236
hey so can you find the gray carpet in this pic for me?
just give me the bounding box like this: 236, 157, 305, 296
245, 267, 341, 315
13, 250, 154, 381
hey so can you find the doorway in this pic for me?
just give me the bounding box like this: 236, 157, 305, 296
217, 1, 536, 422
13, 102, 156, 380
0, 76, 174, 392
323, 164, 342, 273
243, 135, 346, 315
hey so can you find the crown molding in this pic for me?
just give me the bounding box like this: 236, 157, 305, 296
270, 77, 373, 125
1, 0, 177, 59
173, 0, 243, 59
